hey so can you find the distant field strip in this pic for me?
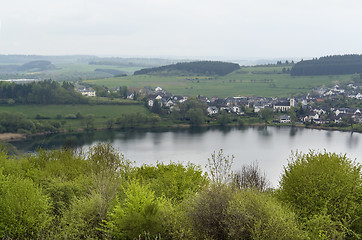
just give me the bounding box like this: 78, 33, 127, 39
84, 67, 353, 97
0, 104, 149, 119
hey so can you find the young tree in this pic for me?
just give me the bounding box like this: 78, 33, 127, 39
233, 161, 270, 192
206, 149, 234, 185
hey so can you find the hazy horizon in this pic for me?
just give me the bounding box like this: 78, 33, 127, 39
1, 0, 362, 59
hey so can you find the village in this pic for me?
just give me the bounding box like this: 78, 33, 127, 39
77, 81, 362, 127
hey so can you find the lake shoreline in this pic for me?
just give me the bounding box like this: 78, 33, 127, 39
0, 121, 358, 144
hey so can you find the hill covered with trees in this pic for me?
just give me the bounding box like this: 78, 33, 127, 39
0, 80, 87, 104
134, 61, 241, 76
291, 54, 362, 76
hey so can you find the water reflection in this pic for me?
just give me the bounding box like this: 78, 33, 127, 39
289, 127, 298, 137
257, 126, 271, 138
346, 132, 359, 149
10, 126, 362, 187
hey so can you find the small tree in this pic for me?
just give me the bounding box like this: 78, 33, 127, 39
206, 149, 234, 185
186, 108, 205, 126
233, 161, 270, 191
258, 108, 274, 124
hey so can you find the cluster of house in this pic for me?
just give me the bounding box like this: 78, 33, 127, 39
146, 86, 188, 108
77, 82, 362, 125
316, 83, 362, 99
145, 84, 362, 125
77, 87, 96, 97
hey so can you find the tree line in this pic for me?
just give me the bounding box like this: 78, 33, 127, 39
291, 54, 362, 76
0, 80, 87, 104
134, 61, 241, 76
0, 144, 360, 239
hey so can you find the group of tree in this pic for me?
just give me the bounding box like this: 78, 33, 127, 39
291, 54, 362, 76
0, 112, 62, 134
0, 143, 360, 239
0, 80, 87, 104
134, 61, 241, 76
170, 97, 208, 126
92, 85, 139, 100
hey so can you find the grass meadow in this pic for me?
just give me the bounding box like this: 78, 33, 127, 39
0, 104, 150, 130
84, 66, 353, 98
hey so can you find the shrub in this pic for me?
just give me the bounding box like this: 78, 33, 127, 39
0, 170, 52, 239
278, 150, 362, 238
224, 190, 305, 240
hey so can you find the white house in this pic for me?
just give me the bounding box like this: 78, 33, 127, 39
78, 88, 96, 97
279, 115, 291, 123
155, 86, 163, 92
207, 106, 219, 115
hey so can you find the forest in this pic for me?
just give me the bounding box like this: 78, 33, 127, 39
0, 80, 87, 104
291, 54, 362, 76
134, 61, 241, 76
0, 144, 360, 239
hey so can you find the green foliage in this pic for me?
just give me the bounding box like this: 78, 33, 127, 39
25, 149, 92, 217
186, 108, 205, 126
186, 184, 234, 239
217, 110, 232, 126
0, 169, 52, 239
206, 149, 234, 185
106, 180, 164, 239
0, 142, 17, 155
224, 190, 305, 240
0, 112, 35, 133
1, 144, 360, 239
59, 193, 107, 239
258, 107, 274, 123
151, 99, 163, 114
0, 80, 87, 104
134, 162, 207, 202
278, 150, 362, 238
87, 143, 133, 207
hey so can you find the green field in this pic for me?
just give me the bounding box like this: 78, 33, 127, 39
0, 104, 150, 129
0, 104, 148, 119
84, 66, 353, 98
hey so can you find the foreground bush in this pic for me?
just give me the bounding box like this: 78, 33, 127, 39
0, 170, 52, 239
224, 190, 305, 240
278, 150, 362, 239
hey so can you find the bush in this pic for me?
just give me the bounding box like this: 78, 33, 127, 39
186, 184, 233, 239
278, 150, 362, 238
0, 171, 52, 239
106, 181, 165, 239
224, 190, 305, 240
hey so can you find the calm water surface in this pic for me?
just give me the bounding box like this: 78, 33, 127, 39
13, 126, 362, 187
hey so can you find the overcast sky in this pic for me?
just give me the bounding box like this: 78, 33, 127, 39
1, 0, 362, 60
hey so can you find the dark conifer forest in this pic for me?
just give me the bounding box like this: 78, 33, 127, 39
291, 54, 362, 76
134, 61, 241, 76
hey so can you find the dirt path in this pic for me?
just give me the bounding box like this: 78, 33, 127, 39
0, 133, 26, 142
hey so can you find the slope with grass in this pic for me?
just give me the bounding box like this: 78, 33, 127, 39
85, 65, 353, 98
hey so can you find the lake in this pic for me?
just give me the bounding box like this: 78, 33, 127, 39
12, 126, 362, 187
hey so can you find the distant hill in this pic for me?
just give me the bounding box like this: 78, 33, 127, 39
291, 54, 362, 76
134, 61, 240, 76
17, 60, 55, 71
